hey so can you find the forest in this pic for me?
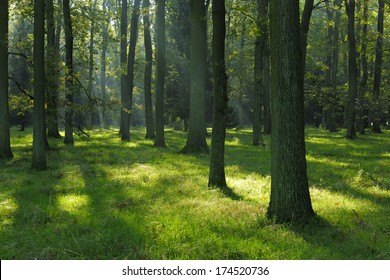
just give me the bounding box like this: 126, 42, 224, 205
0, 0, 389, 259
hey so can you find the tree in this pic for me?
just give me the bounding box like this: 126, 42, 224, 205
46, 0, 61, 138
252, 0, 267, 146
0, 0, 13, 159
63, 0, 74, 145
181, 0, 209, 154
154, 0, 166, 147
208, 0, 228, 188
31, 0, 46, 170
371, 0, 384, 133
125, 0, 142, 139
344, 0, 358, 139
120, 0, 129, 141
300, 0, 314, 72
143, 0, 155, 139
267, 0, 315, 222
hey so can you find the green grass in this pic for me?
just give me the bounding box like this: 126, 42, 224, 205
0, 127, 389, 259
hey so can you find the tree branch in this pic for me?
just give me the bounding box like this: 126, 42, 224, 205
9, 76, 34, 100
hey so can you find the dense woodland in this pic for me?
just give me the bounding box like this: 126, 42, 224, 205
0, 0, 389, 224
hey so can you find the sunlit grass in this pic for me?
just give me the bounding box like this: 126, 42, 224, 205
0, 126, 389, 259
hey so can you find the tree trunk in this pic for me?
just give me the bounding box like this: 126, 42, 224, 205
267, 0, 314, 222
253, 0, 267, 146
143, 0, 155, 139
63, 0, 74, 145
263, 32, 271, 135
46, 0, 61, 138
208, 0, 228, 188
300, 0, 314, 72
345, 0, 358, 139
154, 0, 166, 147
32, 0, 47, 170
101, 0, 109, 128
181, 0, 209, 153
357, 0, 368, 134
124, 0, 141, 140
371, 0, 384, 133
0, 0, 13, 159
120, 0, 129, 141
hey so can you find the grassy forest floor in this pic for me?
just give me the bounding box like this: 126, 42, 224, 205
0, 127, 389, 259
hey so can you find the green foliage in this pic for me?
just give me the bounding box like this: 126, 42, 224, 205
0, 128, 389, 259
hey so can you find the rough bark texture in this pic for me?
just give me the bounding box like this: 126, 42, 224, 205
46, 0, 61, 138
208, 0, 228, 188
32, 0, 47, 170
154, 0, 166, 147
267, 0, 315, 222
63, 0, 74, 145
345, 0, 358, 139
0, 0, 13, 159
371, 0, 384, 133
252, 0, 267, 146
120, 0, 129, 141
143, 0, 155, 139
181, 0, 209, 154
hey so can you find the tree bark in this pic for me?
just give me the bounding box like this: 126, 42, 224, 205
208, 0, 228, 188
46, 0, 61, 138
101, 0, 109, 128
253, 0, 267, 146
181, 0, 209, 153
154, 0, 166, 147
120, 0, 129, 141
123, 0, 142, 140
371, 0, 384, 133
143, 0, 155, 139
0, 0, 13, 159
267, 0, 314, 222
345, 0, 358, 139
300, 0, 314, 72
32, 0, 47, 170
63, 0, 74, 145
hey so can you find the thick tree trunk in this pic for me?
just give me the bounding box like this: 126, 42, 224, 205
63, 0, 74, 145
0, 0, 13, 159
371, 0, 384, 133
46, 0, 61, 138
120, 0, 129, 141
253, 0, 267, 146
208, 0, 228, 188
345, 0, 358, 139
181, 0, 209, 153
143, 0, 155, 139
300, 0, 314, 72
267, 0, 314, 222
263, 35, 271, 135
32, 0, 47, 170
154, 0, 166, 147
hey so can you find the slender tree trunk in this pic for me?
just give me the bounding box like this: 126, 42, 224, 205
345, 0, 358, 139
143, 0, 155, 139
208, 0, 228, 188
267, 0, 314, 222
123, 0, 142, 140
253, 0, 267, 146
263, 30, 271, 135
101, 0, 109, 128
63, 0, 74, 145
154, 0, 166, 147
32, 0, 47, 170
120, 0, 129, 140
46, 0, 61, 138
300, 0, 314, 72
0, 0, 13, 159
357, 0, 369, 134
371, 0, 384, 133
181, 0, 209, 153
88, 0, 99, 128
